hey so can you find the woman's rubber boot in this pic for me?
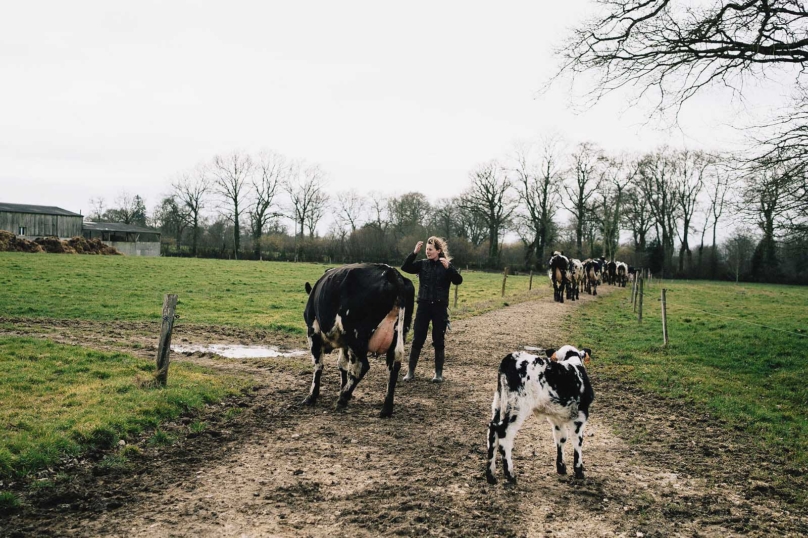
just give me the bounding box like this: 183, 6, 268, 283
403, 345, 421, 381
432, 348, 445, 383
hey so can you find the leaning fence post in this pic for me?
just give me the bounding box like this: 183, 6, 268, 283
638, 278, 644, 323
155, 294, 178, 386
454, 269, 460, 308
633, 274, 639, 313
529, 270, 533, 291
661, 288, 669, 346
631, 272, 638, 305
501, 267, 509, 298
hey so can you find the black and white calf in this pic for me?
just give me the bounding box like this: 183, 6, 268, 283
486, 345, 595, 484
583, 259, 602, 296
548, 251, 569, 303
303, 263, 415, 417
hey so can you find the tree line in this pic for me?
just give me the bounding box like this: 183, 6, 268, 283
89, 141, 807, 284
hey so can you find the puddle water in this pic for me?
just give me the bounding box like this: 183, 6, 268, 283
171, 344, 308, 359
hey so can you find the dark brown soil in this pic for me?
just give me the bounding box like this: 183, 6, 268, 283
1, 289, 806, 537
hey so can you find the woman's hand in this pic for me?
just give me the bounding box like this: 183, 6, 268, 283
439, 258, 449, 269
414, 241, 424, 254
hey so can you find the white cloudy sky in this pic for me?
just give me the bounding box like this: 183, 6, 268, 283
0, 1, 798, 229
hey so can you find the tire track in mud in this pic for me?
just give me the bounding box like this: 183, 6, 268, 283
3, 288, 807, 537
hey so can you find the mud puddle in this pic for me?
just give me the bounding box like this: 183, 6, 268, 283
171, 344, 308, 359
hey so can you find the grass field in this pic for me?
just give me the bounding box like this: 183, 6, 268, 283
0, 253, 547, 332
569, 279, 808, 470
0, 336, 250, 481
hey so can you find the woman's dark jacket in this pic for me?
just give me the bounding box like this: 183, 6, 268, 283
401, 253, 463, 304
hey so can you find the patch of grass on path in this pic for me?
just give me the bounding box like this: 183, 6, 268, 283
570, 280, 808, 468
0, 253, 548, 332
0, 336, 250, 481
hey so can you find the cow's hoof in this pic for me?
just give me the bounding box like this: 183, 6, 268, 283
504, 475, 517, 487
335, 398, 349, 410
302, 396, 316, 407
574, 467, 585, 479
557, 462, 567, 475
379, 407, 393, 418
485, 472, 497, 485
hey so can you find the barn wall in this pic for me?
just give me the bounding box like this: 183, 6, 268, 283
0, 211, 83, 238
107, 241, 161, 257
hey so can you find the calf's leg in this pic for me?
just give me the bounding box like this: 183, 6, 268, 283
572, 417, 587, 479
551, 420, 568, 475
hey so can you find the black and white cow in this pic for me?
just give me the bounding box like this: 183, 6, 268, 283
303, 263, 415, 417
616, 261, 628, 287
583, 258, 602, 296
486, 345, 595, 484
548, 251, 569, 303
568, 258, 584, 301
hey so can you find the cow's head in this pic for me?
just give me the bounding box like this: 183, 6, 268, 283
545, 346, 592, 365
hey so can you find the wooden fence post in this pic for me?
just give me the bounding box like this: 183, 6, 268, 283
638, 278, 644, 324
155, 294, 178, 386
661, 288, 669, 346
529, 270, 533, 291
631, 272, 638, 305
454, 269, 460, 308
633, 274, 639, 313
501, 267, 509, 298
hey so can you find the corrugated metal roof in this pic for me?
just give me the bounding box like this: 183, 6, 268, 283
0, 202, 82, 217
83, 221, 161, 234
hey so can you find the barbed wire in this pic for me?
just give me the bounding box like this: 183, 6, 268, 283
661, 302, 807, 338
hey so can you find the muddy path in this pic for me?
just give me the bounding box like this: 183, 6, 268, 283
2, 289, 806, 537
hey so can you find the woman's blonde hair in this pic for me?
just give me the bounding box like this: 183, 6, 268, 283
427, 236, 451, 262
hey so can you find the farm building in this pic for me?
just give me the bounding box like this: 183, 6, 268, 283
0, 202, 83, 239
82, 222, 161, 257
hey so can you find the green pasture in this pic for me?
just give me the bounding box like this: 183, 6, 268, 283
0, 336, 249, 482
570, 280, 808, 472
0, 252, 548, 332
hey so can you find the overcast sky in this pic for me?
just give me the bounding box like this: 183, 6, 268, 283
0, 1, 797, 231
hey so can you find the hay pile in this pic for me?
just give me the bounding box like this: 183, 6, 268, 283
0, 231, 121, 255
0, 230, 44, 253
66, 236, 121, 255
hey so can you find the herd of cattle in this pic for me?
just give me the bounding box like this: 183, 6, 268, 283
302, 261, 597, 484
548, 252, 634, 303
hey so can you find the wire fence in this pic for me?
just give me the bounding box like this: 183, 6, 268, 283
627, 272, 808, 344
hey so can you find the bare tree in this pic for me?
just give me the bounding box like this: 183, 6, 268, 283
637, 148, 680, 275
335, 190, 366, 233
211, 151, 254, 259
173, 165, 211, 256
673, 150, 710, 273
285, 162, 327, 260
250, 150, 287, 258
87, 197, 106, 222
305, 189, 329, 239
511, 138, 561, 269
705, 162, 733, 276
459, 161, 516, 264
599, 155, 639, 261
623, 186, 655, 260
557, 0, 808, 114
561, 142, 603, 259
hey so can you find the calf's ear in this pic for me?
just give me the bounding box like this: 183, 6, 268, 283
305, 282, 312, 295
545, 348, 557, 361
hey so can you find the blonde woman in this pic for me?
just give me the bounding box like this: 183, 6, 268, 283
400, 236, 463, 382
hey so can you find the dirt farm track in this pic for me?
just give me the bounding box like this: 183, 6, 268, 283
1, 289, 806, 537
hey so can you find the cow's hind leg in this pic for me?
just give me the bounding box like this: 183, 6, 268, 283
380, 310, 405, 418
336, 348, 370, 409
303, 332, 325, 406
337, 347, 349, 392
